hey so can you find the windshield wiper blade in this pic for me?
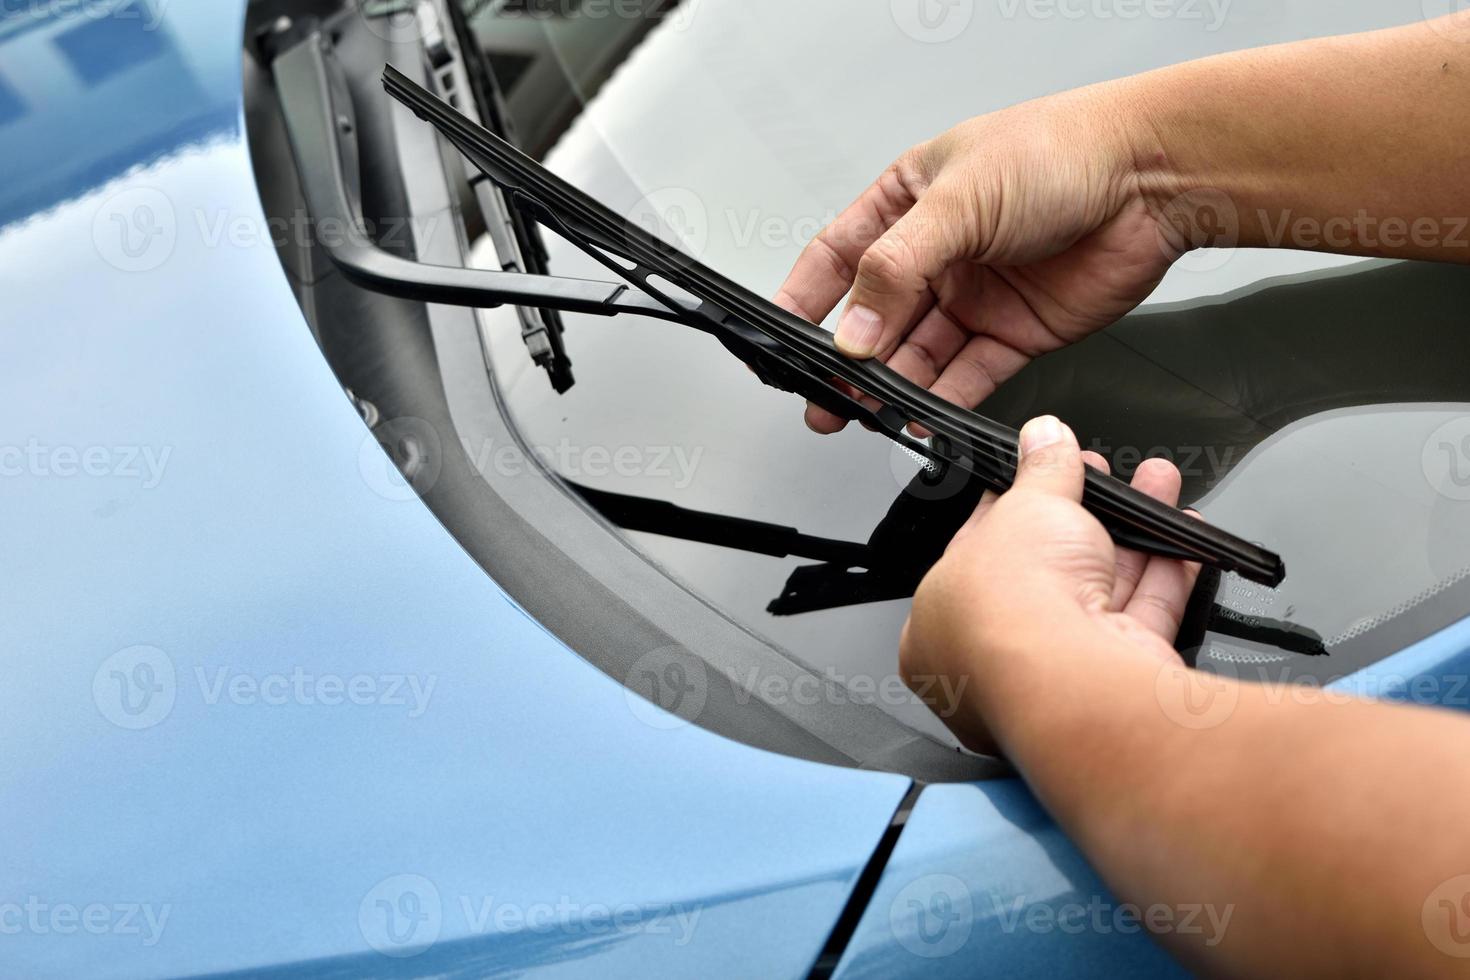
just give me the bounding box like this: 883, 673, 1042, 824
380, 63, 1285, 586
271, 30, 691, 343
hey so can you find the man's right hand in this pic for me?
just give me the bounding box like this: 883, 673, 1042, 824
774, 82, 1189, 433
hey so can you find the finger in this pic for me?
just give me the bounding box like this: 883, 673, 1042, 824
1125, 508, 1205, 641
804, 378, 863, 434
774, 161, 923, 327
805, 401, 849, 434
928, 332, 1034, 414
1111, 458, 1183, 609
885, 303, 972, 393
956, 449, 1103, 546
1011, 416, 1085, 501
835, 188, 974, 360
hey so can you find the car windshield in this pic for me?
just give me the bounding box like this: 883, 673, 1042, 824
457, 0, 1470, 741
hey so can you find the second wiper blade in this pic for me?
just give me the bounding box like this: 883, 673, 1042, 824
383, 64, 1286, 587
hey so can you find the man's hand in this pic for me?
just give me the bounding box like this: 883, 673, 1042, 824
774, 86, 1182, 433
900, 415, 1200, 755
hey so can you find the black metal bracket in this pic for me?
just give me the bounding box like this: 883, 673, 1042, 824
271, 29, 694, 375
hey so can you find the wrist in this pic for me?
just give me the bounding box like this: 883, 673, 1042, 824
1104, 69, 1222, 254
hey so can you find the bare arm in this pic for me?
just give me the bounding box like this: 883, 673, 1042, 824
777, 13, 1470, 432
1136, 12, 1470, 261
901, 419, 1470, 979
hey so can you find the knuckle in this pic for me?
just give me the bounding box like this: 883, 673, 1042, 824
856, 235, 915, 293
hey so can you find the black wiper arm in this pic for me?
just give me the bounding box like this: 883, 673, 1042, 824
382, 64, 1287, 587
271, 31, 691, 326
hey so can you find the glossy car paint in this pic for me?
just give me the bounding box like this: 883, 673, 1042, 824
5, 2, 1470, 979
834, 615, 1470, 978
0, 4, 911, 977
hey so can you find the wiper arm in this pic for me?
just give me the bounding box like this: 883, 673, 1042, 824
271, 31, 691, 329
381, 64, 1287, 587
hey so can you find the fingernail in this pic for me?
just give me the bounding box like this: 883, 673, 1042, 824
835, 305, 883, 357
1019, 416, 1066, 458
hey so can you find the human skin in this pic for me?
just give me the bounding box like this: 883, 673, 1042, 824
775, 12, 1470, 434
775, 12, 1470, 979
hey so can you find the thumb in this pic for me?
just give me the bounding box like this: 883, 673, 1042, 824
835, 191, 970, 359
1011, 416, 1085, 502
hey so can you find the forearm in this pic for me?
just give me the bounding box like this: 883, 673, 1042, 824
1123, 13, 1470, 262
983, 625, 1470, 978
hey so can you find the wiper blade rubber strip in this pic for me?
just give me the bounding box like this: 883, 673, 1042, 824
382, 63, 1286, 588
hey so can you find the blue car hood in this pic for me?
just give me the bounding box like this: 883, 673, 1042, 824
0, 4, 909, 976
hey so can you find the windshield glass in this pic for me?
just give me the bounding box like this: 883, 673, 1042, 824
459, 0, 1470, 741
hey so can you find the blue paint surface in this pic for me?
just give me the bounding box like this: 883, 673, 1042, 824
0, 3, 910, 976
7, 2, 1468, 978
835, 619, 1470, 978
